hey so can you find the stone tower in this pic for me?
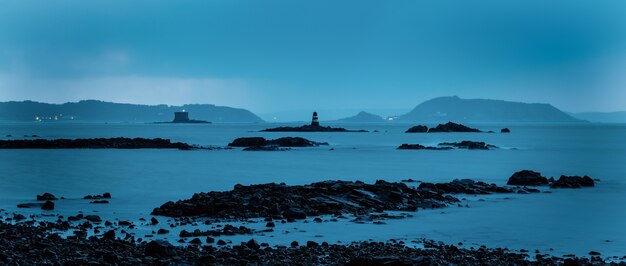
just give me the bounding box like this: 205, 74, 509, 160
311, 111, 320, 127
173, 111, 190, 122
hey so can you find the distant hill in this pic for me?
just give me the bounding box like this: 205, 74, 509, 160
0, 100, 264, 123
334, 111, 385, 123
397, 96, 585, 123
571, 111, 626, 123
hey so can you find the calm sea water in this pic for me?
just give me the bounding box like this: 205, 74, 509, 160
1, 122, 625, 257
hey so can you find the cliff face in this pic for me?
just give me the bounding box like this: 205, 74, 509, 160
0, 100, 264, 123
397, 96, 585, 123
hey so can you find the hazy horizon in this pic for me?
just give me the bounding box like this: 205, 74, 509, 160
1, 0, 625, 114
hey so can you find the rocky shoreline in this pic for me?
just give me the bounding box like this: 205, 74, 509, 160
0, 221, 613, 265
0, 137, 196, 150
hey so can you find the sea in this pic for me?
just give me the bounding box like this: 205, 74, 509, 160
1, 122, 625, 258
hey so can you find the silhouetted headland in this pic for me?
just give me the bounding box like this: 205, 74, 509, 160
262, 112, 368, 132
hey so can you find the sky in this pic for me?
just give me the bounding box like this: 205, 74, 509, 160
1, 0, 625, 115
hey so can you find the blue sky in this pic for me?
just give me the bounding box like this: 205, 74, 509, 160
1, 0, 625, 115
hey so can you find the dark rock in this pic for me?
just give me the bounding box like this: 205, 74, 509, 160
144, 240, 175, 257
157, 229, 169, 235
261, 125, 367, 133
103, 230, 115, 240
17, 203, 44, 208
216, 240, 227, 246
246, 239, 260, 249
551, 175, 595, 188
36, 193, 58, 201
438, 141, 497, 150
397, 144, 452, 150
507, 170, 548, 186
84, 193, 112, 200
265, 222, 275, 227
291, 241, 299, 247
90, 200, 109, 204
150, 217, 159, 225
405, 125, 428, 133
427, 122, 482, 133
189, 238, 202, 245
0, 137, 193, 150
243, 145, 284, 151
228, 137, 267, 147
84, 215, 102, 223
501, 128, 511, 133
41, 200, 55, 210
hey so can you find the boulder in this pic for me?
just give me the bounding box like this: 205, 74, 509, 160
507, 170, 548, 186
551, 175, 595, 188
501, 128, 511, 133
36, 193, 58, 201
144, 240, 176, 257
41, 200, 55, 210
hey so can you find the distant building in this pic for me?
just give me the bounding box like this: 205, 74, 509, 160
311, 111, 320, 127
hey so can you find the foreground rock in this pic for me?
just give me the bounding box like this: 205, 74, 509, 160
152, 180, 462, 219
551, 175, 595, 188
507, 170, 549, 186
0, 222, 607, 265
0, 137, 194, 150
228, 137, 328, 148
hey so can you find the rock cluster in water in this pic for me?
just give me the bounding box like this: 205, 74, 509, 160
261, 124, 368, 132
507, 170, 596, 188
0, 137, 194, 150
405, 122, 483, 133
398, 141, 497, 150
228, 137, 328, 151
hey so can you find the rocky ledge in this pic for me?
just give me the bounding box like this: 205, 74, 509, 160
398, 141, 497, 150
507, 170, 596, 188
228, 137, 328, 151
406, 122, 485, 133
261, 124, 368, 133
151, 178, 536, 220
0, 222, 607, 265
0, 137, 195, 150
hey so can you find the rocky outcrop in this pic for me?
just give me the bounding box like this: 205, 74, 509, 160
228, 137, 328, 151
438, 141, 497, 150
427, 122, 482, 133
507, 170, 549, 186
0, 138, 194, 150
261, 125, 368, 133
151, 180, 462, 219
397, 144, 452, 150
83, 193, 111, 200
398, 141, 497, 150
550, 175, 595, 188
405, 125, 428, 133
418, 179, 514, 195
36, 193, 58, 201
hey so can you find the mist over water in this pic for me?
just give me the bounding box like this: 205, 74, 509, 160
1, 122, 625, 257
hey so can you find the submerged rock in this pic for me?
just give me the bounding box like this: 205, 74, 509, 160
229, 137, 328, 151
397, 144, 452, 150
551, 175, 595, 188
507, 170, 548, 186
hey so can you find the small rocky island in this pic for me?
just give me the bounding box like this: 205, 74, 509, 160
405, 122, 483, 133
262, 112, 368, 132
0, 137, 195, 150
228, 137, 328, 151
155, 111, 210, 124
398, 141, 497, 150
